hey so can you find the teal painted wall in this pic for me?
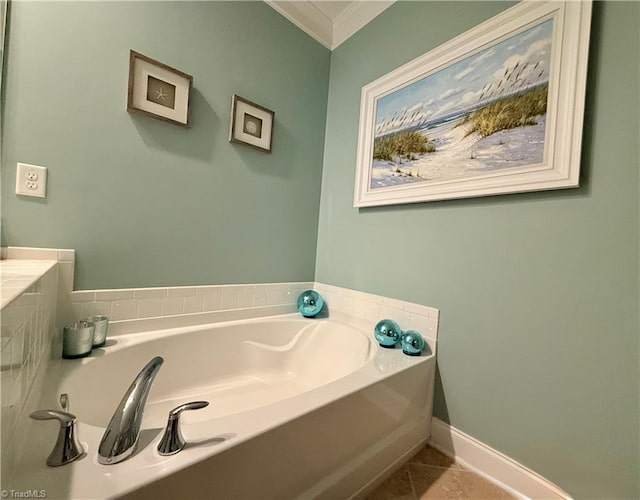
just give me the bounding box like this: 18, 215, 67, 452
315, 2, 639, 498
2, 1, 639, 497
1, 1, 330, 289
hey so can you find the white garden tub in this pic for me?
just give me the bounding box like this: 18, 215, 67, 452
13, 313, 436, 499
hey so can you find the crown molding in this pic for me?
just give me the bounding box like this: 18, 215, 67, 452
332, 1, 394, 49
265, 1, 333, 48
265, 1, 395, 50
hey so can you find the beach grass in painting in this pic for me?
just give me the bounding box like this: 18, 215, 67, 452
373, 130, 435, 161
370, 18, 553, 190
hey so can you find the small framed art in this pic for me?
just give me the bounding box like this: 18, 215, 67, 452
127, 50, 193, 126
229, 95, 274, 153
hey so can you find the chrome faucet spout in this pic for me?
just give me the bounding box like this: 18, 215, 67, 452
98, 356, 164, 465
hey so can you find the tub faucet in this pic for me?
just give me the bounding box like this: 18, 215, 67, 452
30, 409, 85, 466
98, 356, 164, 465
157, 401, 210, 455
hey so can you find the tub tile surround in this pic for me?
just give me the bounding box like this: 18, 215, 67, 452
0, 264, 59, 485
69, 282, 315, 323
314, 282, 439, 347
2, 246, 75, 298
0, 260, 57, 309
66, 281, 439, 349
0, 247, 76, 486
3, 247, 439, 343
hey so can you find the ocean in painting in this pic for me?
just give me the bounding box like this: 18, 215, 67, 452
370, 19, 553, 190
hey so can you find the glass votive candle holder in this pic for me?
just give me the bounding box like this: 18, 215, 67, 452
62, 321, 95, 359
85, 315, 109, 347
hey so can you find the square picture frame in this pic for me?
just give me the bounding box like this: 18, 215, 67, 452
229, 95, 274, 153
127, 50, 193, 127
354, 1, 592, 207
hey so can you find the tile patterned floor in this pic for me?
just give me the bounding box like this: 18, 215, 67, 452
366, 446, 514, 500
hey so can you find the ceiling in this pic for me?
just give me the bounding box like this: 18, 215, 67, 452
265, 1, 395, 50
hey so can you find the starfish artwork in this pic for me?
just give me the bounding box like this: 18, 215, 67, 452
155, 87, 168, 101
146, 75, 176, 109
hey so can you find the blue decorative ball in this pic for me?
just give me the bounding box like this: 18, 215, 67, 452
374, 319, 402, 348
297, 290, 324, 318
401, 330, 426, 356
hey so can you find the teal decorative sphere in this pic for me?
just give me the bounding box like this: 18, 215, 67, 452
297, 290, 324, 318
401, 330, 426, 356
374, 319, 402, 348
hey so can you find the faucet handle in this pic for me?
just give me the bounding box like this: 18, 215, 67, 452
30, 410, 85, 467
31, 409, 76, 424
169, 401, 209, 417
60, 393, 69, 412
157, 401, 209, 456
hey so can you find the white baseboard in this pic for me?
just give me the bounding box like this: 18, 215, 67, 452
429, 417, 571, 500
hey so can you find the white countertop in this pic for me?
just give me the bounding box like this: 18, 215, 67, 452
0, 259, 57, 309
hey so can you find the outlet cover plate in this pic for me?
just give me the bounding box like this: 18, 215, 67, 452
16, 163, 47, 198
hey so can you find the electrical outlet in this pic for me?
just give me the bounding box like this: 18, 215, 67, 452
16, 163, 47, 198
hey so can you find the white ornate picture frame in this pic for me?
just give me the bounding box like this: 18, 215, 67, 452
354, 1, 592, 207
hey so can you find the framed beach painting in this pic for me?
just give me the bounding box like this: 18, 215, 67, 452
354, 1, 592, 207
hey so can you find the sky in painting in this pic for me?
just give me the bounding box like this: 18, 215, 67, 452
374, 18, 554, 137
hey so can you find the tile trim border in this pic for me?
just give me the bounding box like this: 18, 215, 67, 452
69, 282, 314, 323
2, 246, 75, 295
313, 282, 439, 346
429, 417, 571, 500
67, 280, 440, 346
